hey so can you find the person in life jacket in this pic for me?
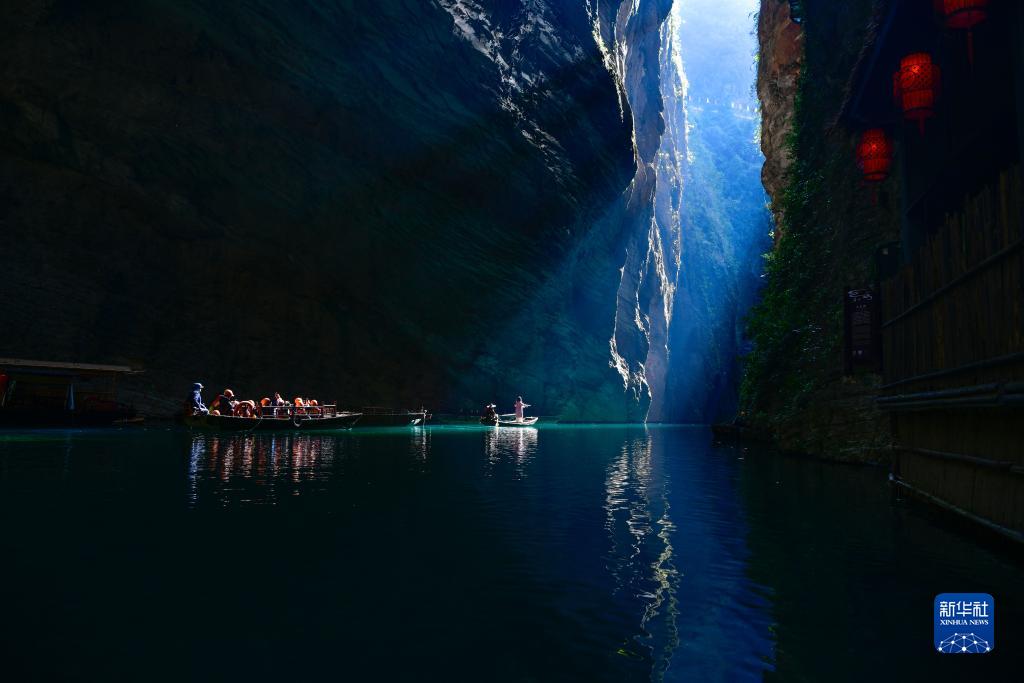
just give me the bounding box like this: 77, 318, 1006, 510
213, 389, 237, 416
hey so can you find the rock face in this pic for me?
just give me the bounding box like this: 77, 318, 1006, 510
0, 0, 761, 421
0, 1, 641, 416
426, 0, 687, 422
757, 0, 803, 242
595, 0, 679, 421
745, 0, 896, 461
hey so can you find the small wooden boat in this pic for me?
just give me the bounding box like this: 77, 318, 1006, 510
480, 414, 538, 427
184, 405, 361, 432
497, 417, 539, 427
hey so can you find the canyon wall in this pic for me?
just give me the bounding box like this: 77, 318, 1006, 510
1, 0, 644, 416
440, 0, 681, 422
576, 0, 769, 424
746, 0, 897, 459
664, 0, 772, 424
600, 0, 679, 421
756, 0, 802, 243
2, 0, 761, 422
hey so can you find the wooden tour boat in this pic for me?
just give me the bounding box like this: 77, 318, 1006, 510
185, 404, 361, 432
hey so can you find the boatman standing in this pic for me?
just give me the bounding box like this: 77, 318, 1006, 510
187, 383, 209, 416
514, 396, 530, 422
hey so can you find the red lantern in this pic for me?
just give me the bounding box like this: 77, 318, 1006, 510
936, 0, 987, 30
856, 129, 892, 182
893, 53, 940, 134
935, 0, 987, 63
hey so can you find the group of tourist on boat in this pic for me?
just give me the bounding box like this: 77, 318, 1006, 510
183, 382, 363, 431
185, 383, 326, 419
184, 383, 534, 430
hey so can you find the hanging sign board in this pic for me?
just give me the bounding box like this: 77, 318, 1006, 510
844, 287, 881, 374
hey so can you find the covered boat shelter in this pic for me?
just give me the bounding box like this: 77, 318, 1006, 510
0, 358, 139, 426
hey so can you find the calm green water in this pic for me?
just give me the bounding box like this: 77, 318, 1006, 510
1, 425, 1022, 681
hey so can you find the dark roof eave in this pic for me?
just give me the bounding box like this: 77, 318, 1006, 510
0, 358, 139, 376
837, 0, 903, 129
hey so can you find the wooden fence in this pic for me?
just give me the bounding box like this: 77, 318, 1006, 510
879, 165, 1024, 539
882, 166, 1023, 388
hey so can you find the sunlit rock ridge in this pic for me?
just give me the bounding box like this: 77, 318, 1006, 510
437, 0, 682, 421
595, 0, 681, 422
571, 0, 768, 422
0, 1, 757, 420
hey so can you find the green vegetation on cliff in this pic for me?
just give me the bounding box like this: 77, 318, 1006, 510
742, 0, 899, 433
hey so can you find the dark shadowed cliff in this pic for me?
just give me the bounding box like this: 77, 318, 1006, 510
3, 0, 770, 422
1, 1, 641, 415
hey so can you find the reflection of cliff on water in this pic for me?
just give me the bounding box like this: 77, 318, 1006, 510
603, 430, 681, 677
602, 428, 778, 680
484, 427, 538, 479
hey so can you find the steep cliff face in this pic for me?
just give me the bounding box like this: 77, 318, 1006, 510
599, 0, 678, 421
2, 0, 762, 421
756, 0, 802, 242
421, 0, 681, 421
0, 0, 640, 415
745, 0, 897, 460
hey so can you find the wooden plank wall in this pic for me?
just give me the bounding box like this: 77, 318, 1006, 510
880, 165, 1024, 537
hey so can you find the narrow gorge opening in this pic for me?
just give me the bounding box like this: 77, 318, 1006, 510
662, 0, 771, 422
608, 0, 770, 423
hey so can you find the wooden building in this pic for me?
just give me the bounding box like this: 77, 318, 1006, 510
844, 0, 1024, 541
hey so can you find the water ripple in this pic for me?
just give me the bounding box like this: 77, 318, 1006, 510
2, 426, 1023, 681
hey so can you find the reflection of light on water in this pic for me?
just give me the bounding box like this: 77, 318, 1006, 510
188, 437, 203, 507
603, 430, 680, 678
646, 477, 680, 679
605, 434, 653, 594
188, 434, 337, 506
483, 426, 538, 478
409, 427, 430, 467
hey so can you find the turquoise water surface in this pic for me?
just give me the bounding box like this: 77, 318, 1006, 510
1, 425, 1022, 681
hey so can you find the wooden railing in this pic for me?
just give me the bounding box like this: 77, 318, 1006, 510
881, 166, 1023, 391
257, 404, 339, 419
